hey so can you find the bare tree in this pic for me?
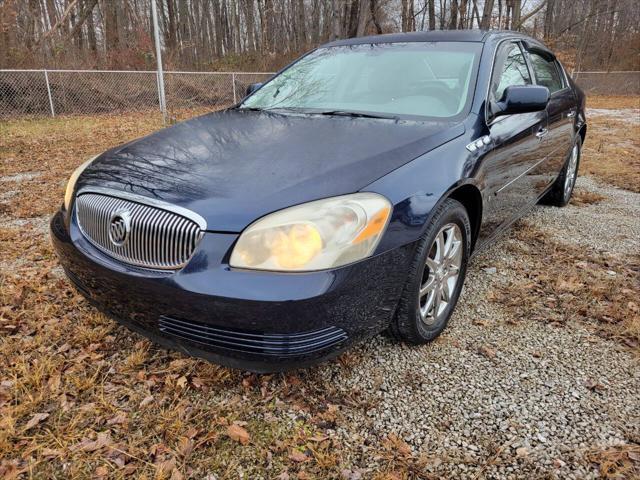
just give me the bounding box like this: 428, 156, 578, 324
0, 0, 637, 72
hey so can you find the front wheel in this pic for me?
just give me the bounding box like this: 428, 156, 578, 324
389, 198, 470, 344
541, 137, 581, 207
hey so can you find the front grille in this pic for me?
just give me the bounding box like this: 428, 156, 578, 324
75, 192, 205, 270
158, 316, 348, 356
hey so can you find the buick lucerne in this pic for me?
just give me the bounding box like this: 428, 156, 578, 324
51, 30, 587, 372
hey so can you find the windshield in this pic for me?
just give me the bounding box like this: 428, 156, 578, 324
241, 42, 482, 119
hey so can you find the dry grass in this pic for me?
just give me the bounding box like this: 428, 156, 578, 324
587, 95, 640, 109
1, 106, 639, 477
585, 444, 640, 479
581, 100, 640, 193
570, 189, 606, 206
490, 222, 640, 350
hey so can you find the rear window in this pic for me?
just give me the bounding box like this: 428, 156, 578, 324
528, 52, 564, 94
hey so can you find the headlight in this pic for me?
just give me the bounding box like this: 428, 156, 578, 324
230, 193, 391, 272
64, 156, 97, 211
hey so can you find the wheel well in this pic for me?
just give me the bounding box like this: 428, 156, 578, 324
578, 124, 587, 144
449, 185, 482, 251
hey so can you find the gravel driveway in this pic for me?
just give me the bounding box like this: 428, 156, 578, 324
308, 176, 640, 479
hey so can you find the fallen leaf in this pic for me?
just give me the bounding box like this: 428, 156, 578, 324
478, 345, 496, 359
380, 473, 402, 480
177, 436, 194, 457
556, 277, 583, 292
47, 374, 61, 392
288, 449, 308, 462
94, 466, 109, 478
74, 431, 112, 452
23, 413, 49, 432
191, 377, 205, 388
226, 423, 250, 445
139, 395, 154, 407
584, 379, 605, 392
341, 469, 363, 480
41, 448, 63, 458
106, 412, 127, 426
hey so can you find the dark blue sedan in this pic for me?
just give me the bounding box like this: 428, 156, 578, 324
51, 30, 587, 372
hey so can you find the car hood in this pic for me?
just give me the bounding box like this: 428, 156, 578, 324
77, 109, 464, 232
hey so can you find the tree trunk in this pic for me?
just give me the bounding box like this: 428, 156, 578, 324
458, 0, 467, 29
511, 0, 521, 30
86, 1, 96, 53
242, 0, 256, 51
471, 0, 480, 28
104, 0, 119, 50
369, 0, 383, 34
449, 0, 458, 29
165, 0, 177, 50
330, 0, 340, 40
480, 0, 494, 29
543, 0, 554, 38
401, 0, 412, 32
68, 0, 98, 43
347, 0, 359, 37
213, 0, 224, 56
428, 0, 435, 29
356, 0, 368, 36
296, 0, 306, 47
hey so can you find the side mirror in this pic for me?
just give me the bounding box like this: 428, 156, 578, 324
245, 82, 263, 97
492, 85, 549, 118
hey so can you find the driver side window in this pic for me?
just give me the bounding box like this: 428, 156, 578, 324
491, 43, 532, 102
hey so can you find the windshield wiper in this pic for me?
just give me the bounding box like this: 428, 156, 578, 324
236, 107, 397, 120
236, 106, 300, 114
316, 110, 399, 120
236, 106, 264, 111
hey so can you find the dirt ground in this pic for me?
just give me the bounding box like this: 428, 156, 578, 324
0, 100, 639, 479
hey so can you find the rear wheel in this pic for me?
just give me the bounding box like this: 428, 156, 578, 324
389, 198, 470, 344
541, 137, 581, 207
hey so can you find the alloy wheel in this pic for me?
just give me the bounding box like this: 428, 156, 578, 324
564, 144, 579, 199
418, 223, 463, 326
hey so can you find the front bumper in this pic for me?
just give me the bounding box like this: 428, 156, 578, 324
50, 209, 415, 372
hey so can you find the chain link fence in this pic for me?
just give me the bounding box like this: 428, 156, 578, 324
571, 71, 640, 96
1, 69, 638, 121
0, 69, 273, 120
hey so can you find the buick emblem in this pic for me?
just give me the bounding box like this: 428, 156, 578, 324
109, 210, 131, 246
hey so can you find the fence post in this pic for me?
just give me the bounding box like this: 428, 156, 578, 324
150, 0, 167, 124
44, 69, 55, 117
232, 73, 237, 103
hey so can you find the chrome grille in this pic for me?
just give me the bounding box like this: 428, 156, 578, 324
75, 191, 205, 270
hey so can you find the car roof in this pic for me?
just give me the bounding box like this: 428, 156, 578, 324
321, 29, 535, 48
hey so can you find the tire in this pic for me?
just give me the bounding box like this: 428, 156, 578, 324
541, 136, 581, 207
388, 198, 471, 344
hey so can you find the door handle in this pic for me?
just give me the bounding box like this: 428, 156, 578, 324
536, 128, 548, 139
567, 110, 576, 118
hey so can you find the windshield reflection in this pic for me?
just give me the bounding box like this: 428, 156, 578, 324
242, 42, 481, 120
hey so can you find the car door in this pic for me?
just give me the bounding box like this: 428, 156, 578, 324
478, 41, 551, 243
526, 49, 576, 185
